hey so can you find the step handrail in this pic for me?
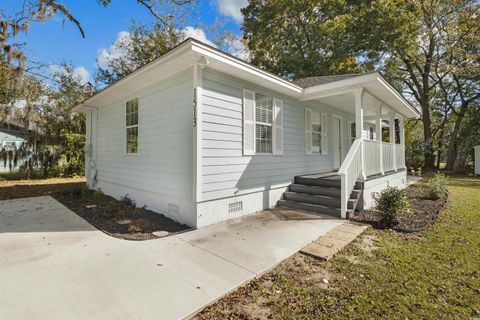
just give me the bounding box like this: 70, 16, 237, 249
338, 138, 363, 218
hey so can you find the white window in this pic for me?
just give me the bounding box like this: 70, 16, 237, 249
242, 89, 283, 155
305, 108, 327, 155
255, 93, 273, 153
126, 98, 139, 154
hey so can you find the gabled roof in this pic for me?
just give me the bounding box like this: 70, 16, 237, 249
292, 74, 365, 88
73, 38, 419, 118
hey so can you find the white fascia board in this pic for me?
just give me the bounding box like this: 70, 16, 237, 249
191, 41, 303, 96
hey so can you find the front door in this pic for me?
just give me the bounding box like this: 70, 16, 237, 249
333, 117, 341, 169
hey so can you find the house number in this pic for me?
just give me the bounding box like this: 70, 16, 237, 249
193, 88, 197, 127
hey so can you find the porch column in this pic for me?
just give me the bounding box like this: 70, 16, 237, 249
399, 115, 405, 169
354, 88, 366, 180
389, 111, 397, 171
376, 104, 384, 175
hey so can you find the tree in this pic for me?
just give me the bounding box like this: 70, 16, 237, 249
242, 0, 480, 172
95, 21, 180, 86
0, 0, 192, 83
242, 0, 364, 79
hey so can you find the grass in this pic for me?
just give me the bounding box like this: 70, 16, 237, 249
196, 176, 480, 319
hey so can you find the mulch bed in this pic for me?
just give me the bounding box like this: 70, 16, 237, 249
351, 183, 448, 231
54, 190, 192, 240
0, 177, 191, 240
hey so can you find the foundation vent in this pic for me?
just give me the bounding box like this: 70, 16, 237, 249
168, 203, 180, 215
228, 201, 243, 213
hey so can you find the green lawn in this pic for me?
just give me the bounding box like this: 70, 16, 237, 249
196, 176, 480, 319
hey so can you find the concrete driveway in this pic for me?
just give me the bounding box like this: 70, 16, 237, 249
0, 196, 343, 320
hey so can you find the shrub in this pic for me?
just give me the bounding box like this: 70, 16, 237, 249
426, 172, 448, 199
128, 218, 153, 233
104, 200, 119, 219
80, 184, 91, 200
373, 187, 409, 227
93, 189, 104, 205
119, 194, 136, 209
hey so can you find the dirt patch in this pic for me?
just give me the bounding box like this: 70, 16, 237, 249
0, 177, 85, 200
351, 183, 447, 231
0, 178, 191, 240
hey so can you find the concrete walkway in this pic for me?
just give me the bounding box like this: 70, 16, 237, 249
300, 221, 369, 260
0, 196, 344, 320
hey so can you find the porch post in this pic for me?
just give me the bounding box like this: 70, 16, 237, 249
355, 88, 366, 180
389, 111, 397, 171
399, 115, 405, 169
376, 104, 384, 175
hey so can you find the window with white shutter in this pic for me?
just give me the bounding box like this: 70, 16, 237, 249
306, 109, 328, 155
273, 98, 283, 155
321, 112, 328, 155
305, 108, 312, 154
243, 89, 284, 155
243, 89, 255, 155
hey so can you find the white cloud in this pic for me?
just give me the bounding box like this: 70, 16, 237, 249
49, 64, 91, 84
180, 26, 216, 47
223, 36, 250, 61
73, 67, 90, 84
96, 31, 131, 70
215, 0, 248, 23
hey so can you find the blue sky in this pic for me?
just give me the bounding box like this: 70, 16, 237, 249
2, 0, 247, 83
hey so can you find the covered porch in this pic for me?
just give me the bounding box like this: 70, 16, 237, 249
299, 73, 419, 218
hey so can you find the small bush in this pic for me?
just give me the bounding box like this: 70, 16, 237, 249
104, 200, 119, 219
128, 218, 153, 233
426, 172, 448, 199
373, 187, 409, 227
119, 194, 136, 209
93, 189, 104, 205
80, 184, 91, 200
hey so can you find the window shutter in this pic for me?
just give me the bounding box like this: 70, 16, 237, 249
272, 98, 284, 155
305, 108, 312, 154
321, 112, 328, 155
243, 89, 255, 155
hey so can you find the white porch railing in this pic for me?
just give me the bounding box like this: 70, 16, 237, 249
382, 142, 395, 172
362, 140, 406, 177
395, 144, 405, 169
364, 140, 382, 177
338, 138, 363, 218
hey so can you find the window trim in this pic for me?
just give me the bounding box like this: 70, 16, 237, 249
125, 98, 139, 155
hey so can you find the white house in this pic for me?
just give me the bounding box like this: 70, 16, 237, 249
73, 39, 420, 228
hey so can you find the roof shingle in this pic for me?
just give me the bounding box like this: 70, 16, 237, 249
292, 74, 365, 88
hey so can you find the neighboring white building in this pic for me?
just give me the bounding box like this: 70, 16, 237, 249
0, 123, 30, 173
73, 39, 420, 228
475, 146, 480, 175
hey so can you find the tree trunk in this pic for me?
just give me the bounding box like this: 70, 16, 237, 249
446, 103, 469, 172
421, 100, 435, 171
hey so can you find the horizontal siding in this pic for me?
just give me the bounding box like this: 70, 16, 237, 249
200, 69, 354, 201
95, 68, 193, 200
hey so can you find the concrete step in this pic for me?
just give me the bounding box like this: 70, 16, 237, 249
289, 184, 341, 197
295, 176, 363, 189
278, 200, 341, 218
294, 176, 341, 188
284, 192, 340, 207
